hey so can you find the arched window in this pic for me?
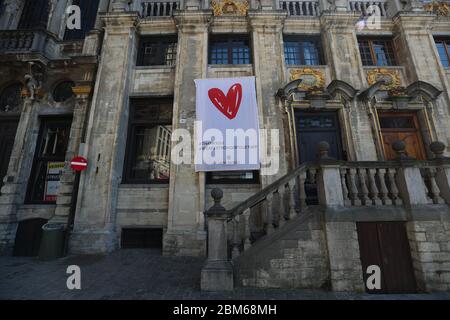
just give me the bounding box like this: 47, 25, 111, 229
0, 83, 22, 113
53, 81, 75, 102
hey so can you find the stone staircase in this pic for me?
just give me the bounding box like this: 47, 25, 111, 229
200, 141, 450, 292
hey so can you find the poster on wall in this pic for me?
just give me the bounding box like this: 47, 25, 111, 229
194, 76, 260, 172
44, 162, 65, 201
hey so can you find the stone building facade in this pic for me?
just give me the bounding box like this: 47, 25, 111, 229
1, 0, 450, 293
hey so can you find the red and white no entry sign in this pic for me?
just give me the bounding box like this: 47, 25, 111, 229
70, 156, 88, 172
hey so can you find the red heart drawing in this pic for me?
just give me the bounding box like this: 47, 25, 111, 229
208, 83, 242, 120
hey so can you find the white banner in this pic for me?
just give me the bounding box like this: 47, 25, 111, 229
194, 76, 260, 172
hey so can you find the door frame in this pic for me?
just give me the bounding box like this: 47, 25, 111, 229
293, 109, 345, 165
377, 110, 428, 160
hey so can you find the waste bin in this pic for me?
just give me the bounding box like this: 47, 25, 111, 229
38, 223, 66, 260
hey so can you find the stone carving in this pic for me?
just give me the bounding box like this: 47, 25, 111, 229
424, 1, 450, 16
210, 0, 249, 16
366, 68, 401, 90
22, 62, 45, 100
289, 68, 325, 91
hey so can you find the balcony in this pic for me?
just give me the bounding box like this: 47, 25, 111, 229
0, 30, 62, 58
348, 0, 389, 17
278, 0, 320, 16
139, 0, 183, 17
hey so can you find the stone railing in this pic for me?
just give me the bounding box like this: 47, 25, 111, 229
201, 140, 450, 291
348, 0, 389, 17
278, 0, 320, 16
0, 30, 41, 52
140, 0, 182, 17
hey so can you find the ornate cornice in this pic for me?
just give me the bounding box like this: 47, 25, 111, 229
210, 0, 249, 16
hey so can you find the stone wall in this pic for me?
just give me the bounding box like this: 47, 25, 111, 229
407, 217, 450, 291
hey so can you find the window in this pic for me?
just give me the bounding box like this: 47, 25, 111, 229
136, 36, 177, 66
435, 39, 450, 68
206, 171, 259, 184
26, 118, 72, 204
123, 98, 173, 183
284, 36, 323, 65
0, 83, 22, 113
18, 0, 50, 30
64, 0, 100, 40
358, 39, 396, 66
209, 35, 251, 65
53, 81, 75, 102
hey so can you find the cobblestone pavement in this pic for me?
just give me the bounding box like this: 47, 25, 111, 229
1, 249, 449, 300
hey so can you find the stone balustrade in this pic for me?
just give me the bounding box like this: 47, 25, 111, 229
278, 0, 320, 16
140, 0, 182, 17
201, 140, 450, 291
0, 30, 61, 59
348, 0, 389, 17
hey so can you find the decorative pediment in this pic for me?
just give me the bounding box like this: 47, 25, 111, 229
289, 68, 326, 91
366, 68, 401, 90
210, 0, 249, 16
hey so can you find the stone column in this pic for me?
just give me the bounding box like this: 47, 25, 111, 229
321, 12, 378, 161
69, 12, 138, 254
50, 85, 92, 226
249, 11, 288, 183
393, 13, 450, 150
0, 91, 41, 254
163, 11, 210, 257
201, 189, 234, 291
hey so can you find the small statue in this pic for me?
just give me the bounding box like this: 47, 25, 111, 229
24, 74, 39, 100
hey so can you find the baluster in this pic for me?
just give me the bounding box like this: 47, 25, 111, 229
266, 193, 275, 234
287, 180, 297, 220
157, 2, 162, 16
305, 2, 311, 16
162, 2, 167, 16
231, 215, 240, 259
340, 168, 351, 206
299, 171, 307, 211
243, 208, 251, 251
169, 2, 173, 16
358, 168, 370, 205
426, 168, 445, 204
277, 187, 286, 228
377, 168, 391, 205
368, 168, 382, 205
380, 2, 387, 16
308, 168, 317, 184
143, 2, 148, 16
149, 3, 155, 16
312, 2, 317, 16
387, 168, 402, 205
348, 168, 361, 206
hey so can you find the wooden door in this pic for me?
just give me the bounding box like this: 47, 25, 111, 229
378, 112, 427, 160
357, 221, 417, 293
0, 119, 18, 193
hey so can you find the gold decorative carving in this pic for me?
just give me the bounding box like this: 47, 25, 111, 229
289, 68, 325, 91
424, 1, 450, 16
210, 0, 249, 16
366, 68, 401, 90
72, 86, 92, 96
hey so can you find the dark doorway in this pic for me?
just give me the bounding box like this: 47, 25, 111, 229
0, 119, 19, 194
378, 112, 427, 160
357, 221, 417, 293
121, 228, 163, 249
13, 218, 48, 256
295, 111, 344, 204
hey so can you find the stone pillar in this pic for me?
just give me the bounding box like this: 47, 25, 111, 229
320, 12, 377, 161
201, 189, 234, 291
69, 12, 138, 254
50, 85, 92, 226
393, 13, 450, 150
0, 91, 41, 254
163, 11, 210, 257
249, 11, 288, 183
